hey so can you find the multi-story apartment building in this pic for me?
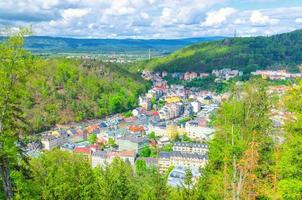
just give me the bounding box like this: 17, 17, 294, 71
158, 151, 208, 173
172, 142, 208, 154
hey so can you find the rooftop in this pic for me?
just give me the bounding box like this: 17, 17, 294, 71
173, 142, 208, 149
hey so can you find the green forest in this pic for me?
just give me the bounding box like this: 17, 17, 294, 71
0, 32, 149, 134
1, 30, 302, 200
131, 29, 302, 73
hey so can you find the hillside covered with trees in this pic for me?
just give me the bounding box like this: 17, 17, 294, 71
131, 29, 302, 73
0, 32, 149, 134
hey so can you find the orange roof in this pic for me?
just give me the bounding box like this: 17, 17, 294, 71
128, 125, 144, 132
85, 124, 98, 133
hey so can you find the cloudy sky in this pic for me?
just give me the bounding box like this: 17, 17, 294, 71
1, 0, 302, 38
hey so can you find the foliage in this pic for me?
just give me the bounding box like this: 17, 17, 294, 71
181, 134, 192, 143
132, 29, 302, 73
0, 28, 37, 199
25, 58, 148, 133
278, 81, 302, 199
107, 138, 117, 148
88, 134, 97, 144
148, 131, 156, 140
161, 144, 173, 152
139, 146, 151, 157
123, 110, 133, 118
197, 79, 275, 199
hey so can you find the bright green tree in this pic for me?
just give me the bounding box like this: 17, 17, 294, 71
278, 81, 302, 199
88, 134, 97, 144
25, 149, 97, 200
94, 158, 138, 200
0, 28, 36, 199
197, 79, 274, 199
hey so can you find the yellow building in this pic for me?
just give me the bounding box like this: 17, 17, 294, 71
165, 96, 181, 104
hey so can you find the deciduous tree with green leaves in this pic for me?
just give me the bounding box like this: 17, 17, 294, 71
0, 28, 36, 200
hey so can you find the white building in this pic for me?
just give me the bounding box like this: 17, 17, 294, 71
41, 134, 68, 150
173, 142, 208, 154
185, 121, 215, 141
92, 150, 136, 167
191, 101, 201, 113
158, 151, 208, 173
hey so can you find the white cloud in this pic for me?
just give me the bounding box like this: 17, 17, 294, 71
250, 11, 279, 26
295, 18, 302, 24
233, 18, 246, 25
0, 0, 302, 38
201, 7, 237, 27
61, 8, 90, 19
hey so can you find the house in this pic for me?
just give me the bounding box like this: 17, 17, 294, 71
185, 121, 215, 141
147, 124, 167, 137
139, 96, 152, 110
173, 142, 208, 154
41, 134, 68, 150
191, 101, 201, 113
128, 125, 145, 136
92, 150, 136, 167
116, 136, 149, 153
158, 151, 208, 173
74, 144, 99, 157
158, 136, 170, 147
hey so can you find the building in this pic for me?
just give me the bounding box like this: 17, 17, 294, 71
158, 151, 208, 173
185, 121, 215, 141
191, 101, 201, 113
128, 125, 145, 136
173, 142, 208, 154
165, 96, 181, 104
167, 166, 201, 187
92, 150, 136, 167
116, 136, 149, 153
139, 96, 152, 110
183, 72, 198, 81
147, 124, 167, 137
41, 134, 68, 150
212, 68, 242, 81
159, 102, 184, 120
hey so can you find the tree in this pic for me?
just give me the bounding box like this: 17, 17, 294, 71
278, 80, 302, 199
197, 79, 274, 199
95, 158, 138, 200
28, 149, 97, 200
161, 144, 173, 152
0, 28, 36, 199
88, 134, 97, 144
107, 137, 117, 148
135, 159, 147, 175
148, 131, 156, 140
139, 146, 151, 157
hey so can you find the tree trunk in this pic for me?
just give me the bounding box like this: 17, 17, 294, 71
231, 125, 237, 200
0, 156, 13, 200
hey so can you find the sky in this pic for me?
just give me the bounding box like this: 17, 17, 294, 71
1, 0, 302, 39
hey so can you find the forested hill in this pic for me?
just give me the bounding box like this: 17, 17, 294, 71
3, 36, 223, 56
133, 29, 302, 73
24, 58, 149, 133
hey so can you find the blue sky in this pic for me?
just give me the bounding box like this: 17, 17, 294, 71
1, 0, 302, 38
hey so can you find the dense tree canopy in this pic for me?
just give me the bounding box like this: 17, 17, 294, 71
131, 29, 302, 73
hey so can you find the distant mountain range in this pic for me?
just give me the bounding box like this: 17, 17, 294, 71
133, 29, 302, 73
13, 36, 224, 56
